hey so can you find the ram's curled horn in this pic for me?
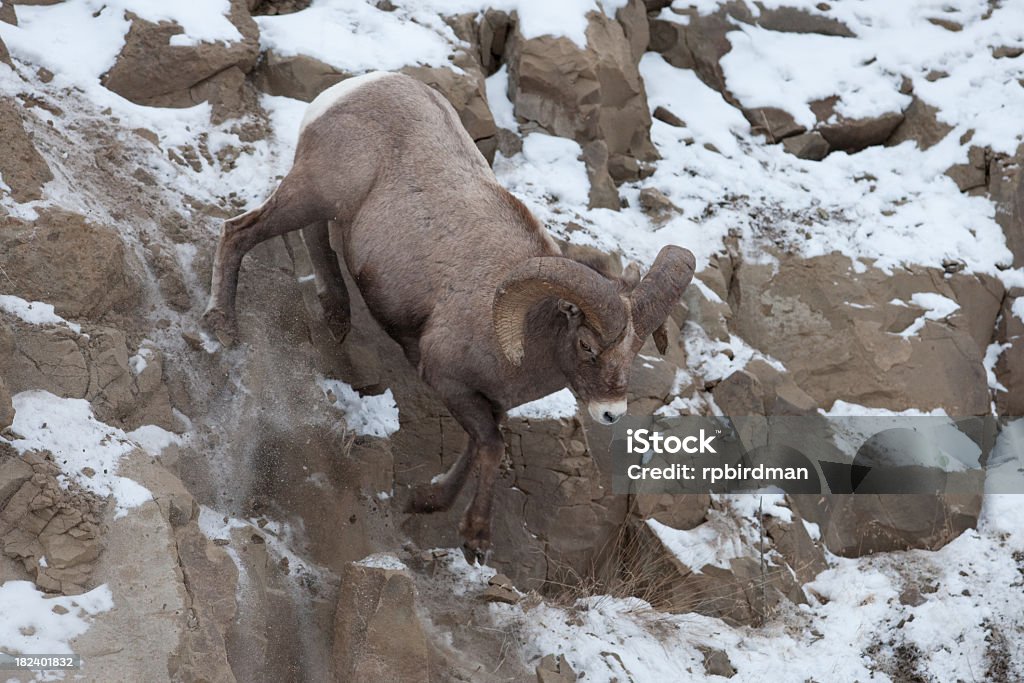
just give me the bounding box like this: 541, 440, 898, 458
493, 257, 627, 365
629, 245, 697, 341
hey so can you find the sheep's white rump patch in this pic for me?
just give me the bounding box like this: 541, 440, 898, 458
299, 71, 399, 134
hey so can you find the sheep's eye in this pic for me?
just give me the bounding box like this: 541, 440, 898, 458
579, 339, 594, 355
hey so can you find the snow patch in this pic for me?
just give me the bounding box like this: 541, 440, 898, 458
355, 553, 407, 571
10, 391, 152, 518
0, 295, 81, 334
0, 581, 113, 656
317, 376, 400, 438
892, 293, 960, 337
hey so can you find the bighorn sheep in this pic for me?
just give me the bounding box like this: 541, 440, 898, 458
203, 72, 695, 562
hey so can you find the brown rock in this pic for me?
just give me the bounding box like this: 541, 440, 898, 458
40, 532, 100, 568
0, 374, 13, 430
101, 0, 258, 110
189, 64, 255, 124
0, 208, 139, 319
0, 35, 10, 66
987, 142, 1024, 267
728, 253, 995, 415
253, 50, 347, 102
817, 111, 905, 152
700, 647, 737, 678
764, 512, 827, 582
536, 654, 577, 683
638, 187, 677, 216
634, 493, 709, 531
993, 46, 1024, 59
994, 292, 1024, 416
478, 9, 511, 75
887, 97, 954, 150
507, 9, 657, 170
685, 275, 732, 342
653, 105, 685, 127
0, 453, 33, 507
899, 586, 926, 607
250, 0, 309, 15
615, 0, 649, 65
0, 322, 89, 399
745, 107, 805, 142
649, 3, 755, 97
580, 140, 621, 210
480, 584, 520, 604
496, 127, 522, 157
755, 6, 854, 37
782, 131, 830, 160
945, 145, 988, 192
927, 17, 962, 31
0, 2, 16, 26
0, 97, 53, 202
712, 369, 766, 416
333, 560, 430, 683
792, 493, 981, 556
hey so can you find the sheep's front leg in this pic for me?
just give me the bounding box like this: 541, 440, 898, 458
424, 388, 505, 564
459, 429, 504, 565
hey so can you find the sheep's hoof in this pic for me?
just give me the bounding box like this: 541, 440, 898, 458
459, 517, 492, 565
461, 540, 491, 566
406, 483, 450, 514
318, 293, 351, 343
201, 307, 237, 346
324, 309, 351, 344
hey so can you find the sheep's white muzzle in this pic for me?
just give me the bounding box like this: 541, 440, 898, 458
588, 399, 627, 425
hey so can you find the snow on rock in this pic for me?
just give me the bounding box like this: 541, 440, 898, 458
256, 0, 632, 68
495, 133, 592, 211
10, 391, 152, 518
484, 500, 1024, 682
0, 294, 81, 334
0, 0, 244, 86
646, 517, 747, 573
508, 388, 578, 420
126, 424, 183, 456
0, 581, 114, 655
891, 292, 961, 337
355, 553, 408, 571
256, 2, 460, 74
317, 376, 400, 438
485, 65, 517, 130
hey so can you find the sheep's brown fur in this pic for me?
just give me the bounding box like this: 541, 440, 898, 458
203, 72, 695, 561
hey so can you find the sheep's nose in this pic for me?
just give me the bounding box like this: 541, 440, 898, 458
588, 399, 627, 425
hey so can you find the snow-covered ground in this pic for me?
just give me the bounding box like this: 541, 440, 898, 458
438, 493, 1024, 682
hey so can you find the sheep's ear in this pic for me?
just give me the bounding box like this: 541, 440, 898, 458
621, 261, 641, 290
557, 300, 581, 319
652, 323, 669, 355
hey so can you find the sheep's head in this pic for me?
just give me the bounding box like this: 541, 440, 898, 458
493, 245, 696, 425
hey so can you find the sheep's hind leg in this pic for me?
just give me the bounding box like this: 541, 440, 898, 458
301, 221, 351, 343
203, 181, 323, 345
